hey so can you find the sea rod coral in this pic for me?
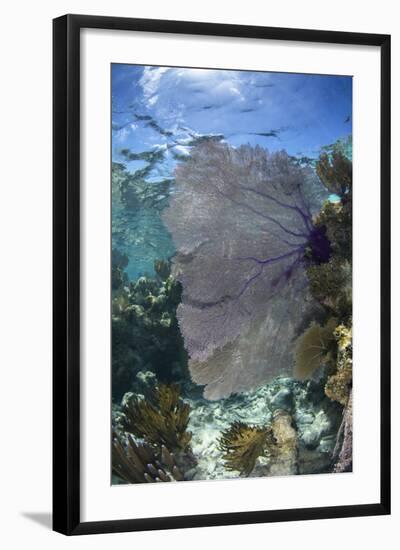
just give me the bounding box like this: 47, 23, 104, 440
163, 141, 329, 399
218, 422, 275, 476
113, 384, 197, 483
112, 433, 187, 483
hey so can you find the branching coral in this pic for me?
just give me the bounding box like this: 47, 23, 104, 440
293, 318, 337, 380
335, 323, 352, 351
111, 254, 188, 401
113, 384, 197, 484
121, 384, 192, 453
163, 141, 329, 399
294, 145, 353, 477
112, 432, 185, 483
306, 258, 352, 319
313, 201, 352, 262
218, 422, 275, 476
316, 150, 352, 199
305, 148, 352, 320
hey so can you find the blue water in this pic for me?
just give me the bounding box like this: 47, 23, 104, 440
112, 65, 352, 279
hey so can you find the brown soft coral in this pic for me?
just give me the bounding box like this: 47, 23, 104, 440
218, 422, 275, 477
313, 201, 352, 261
121, 384, 192, 453
316, 151, 352, 198
112, 432, 185, 483
293, 318, 337, 380
306, 257, 352, 319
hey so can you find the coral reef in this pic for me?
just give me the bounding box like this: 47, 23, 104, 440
113, 384, 197, 484
295, 145, 353, 471
306, 257, 351, 319
111, 66, 354, 483
316, 150, 352, 199
121, 384, 192, 453
306, 146, 352, 315
325, 324, 352, 406
112, 249, 129, 290
294, 318, 337, 380
112, 140, 353, 481
216, 385, 337, 478
163, 141, 328, 399
298, 148, 353, 390
112, 255, 188, 401
112, 433, 185, 483
313, 202, 352, 262
113, 370, 343, 482
218, 422, 275, 476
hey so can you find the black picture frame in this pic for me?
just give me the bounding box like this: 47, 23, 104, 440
53, 14, 391, 535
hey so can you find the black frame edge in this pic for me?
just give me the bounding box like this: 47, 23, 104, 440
53, 14, 81, 535
379, 34, 391, 515
70, 503, 386, 535
53, 14, 391, 535
59, 13, 389, 46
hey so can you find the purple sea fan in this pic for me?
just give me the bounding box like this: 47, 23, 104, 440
162, 142, 328, 400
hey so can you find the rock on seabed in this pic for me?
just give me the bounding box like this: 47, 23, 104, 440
185, 376, 342, 480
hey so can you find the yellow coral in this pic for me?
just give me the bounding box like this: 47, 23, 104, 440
293, 318, 337, 380
325, 323, 352, 405
325, 367, 352, 406
334, 324, 352, 351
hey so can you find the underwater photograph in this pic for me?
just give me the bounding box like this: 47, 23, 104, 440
111, 64, 353, 484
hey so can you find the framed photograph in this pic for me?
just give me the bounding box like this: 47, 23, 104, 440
53, 14, 391, 535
